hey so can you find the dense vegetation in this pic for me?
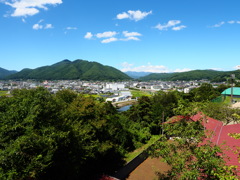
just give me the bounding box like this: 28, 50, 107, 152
6, 59, 131, 81
0, 67, 17, 79
0, 83, 240, 179
140, 69, 240, 82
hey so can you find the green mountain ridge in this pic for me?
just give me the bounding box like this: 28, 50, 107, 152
140, 69, 240, 82
0, 67, 17, 79
6, 59, 131, 81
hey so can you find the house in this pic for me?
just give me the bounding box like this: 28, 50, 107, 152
168, 113, 240, 174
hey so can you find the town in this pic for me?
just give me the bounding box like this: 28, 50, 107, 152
0, 79, 226, 101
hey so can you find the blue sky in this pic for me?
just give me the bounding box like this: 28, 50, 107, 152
1, 0, 240, 73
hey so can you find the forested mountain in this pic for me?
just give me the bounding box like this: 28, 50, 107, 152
0, 67, 17, 79
140, 69, 240, 82
6, 59, 131, 81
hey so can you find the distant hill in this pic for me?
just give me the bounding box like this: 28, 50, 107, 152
6, 59, 131, 81
124, 71, 152, 79
0, 67, 17, 79
140, 69, 240, 82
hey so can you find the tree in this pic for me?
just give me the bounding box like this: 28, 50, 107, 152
190, 83, 220, 102
150, 119, 239, 179
0, 88, 130, 179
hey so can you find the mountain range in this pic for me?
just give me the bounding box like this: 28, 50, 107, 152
0, 67, 17, 79
1, 60, 240, 81
5, 59, 131, 81
139, 69, 240, 82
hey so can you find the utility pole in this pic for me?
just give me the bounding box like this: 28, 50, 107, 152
231, 74, 235, 104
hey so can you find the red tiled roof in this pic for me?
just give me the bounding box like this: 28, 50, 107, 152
191, 113, 240, 173
168, 113, 240, 173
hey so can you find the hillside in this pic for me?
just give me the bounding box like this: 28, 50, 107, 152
0, 67, 17, 79
6, 59, 131, 81
140, 69, 240, 82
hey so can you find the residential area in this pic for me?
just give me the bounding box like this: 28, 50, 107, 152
0, 79, 224, 102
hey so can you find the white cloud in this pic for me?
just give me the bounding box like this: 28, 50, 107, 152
33, 23, 43, 30
172, 25, 186, 31
211, 20, 240, 28
122, 36, 140, 41
84, 32, 93, 39
121, 62, 168, 73
228, 20, 235, 24
85, 31, 142, 43
212, 21, 225, 28
32, 20, 53, 30
96, 31, 118, 38
66, 27, 77, 30
4, 0, 62, 17
117, 10, 152, 21
173, 68, 192, 72
235, 65, 240, 70
121, 62, 192, 73
45, 24, 53, 29
121, 62, 134, 69
101, 37, 118, 43
117, 12, 129, 20
123, 31, 142, 37
155, 20, 186, 31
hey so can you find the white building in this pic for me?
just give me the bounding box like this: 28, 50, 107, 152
105, 83, 125, 91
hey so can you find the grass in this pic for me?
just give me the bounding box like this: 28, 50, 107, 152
130, 89, 152, 98
0, 91, 8, 96
124, 135, 160, 163
222, 96, 240, 105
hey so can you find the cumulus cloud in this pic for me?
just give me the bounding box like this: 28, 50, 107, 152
121, 62, 168, 73
84, 31, 142, 43
172, 25, 186, 31
32, 20, 53, 30
121, 36, 140, 41
84, 32, 93, 39
173, 68, 192, 72
121, 31, 141, 41
101, 37, 118, 43
117, 10, 152, 21
45, 24, 53, 29
155, 20, 186, 31
123, 31, 142, 37
235, 65, 240, 70
96, 31, 118, 38
121, 62, 192, 73
33, 23, 43, 30
3, 0, 62, 17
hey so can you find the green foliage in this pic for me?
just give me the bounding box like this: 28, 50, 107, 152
0, 91, 8, 96
150, 120, 239, 179
6, 59, 131, 81
190, 83, 221, 102
0, 88, 137, 179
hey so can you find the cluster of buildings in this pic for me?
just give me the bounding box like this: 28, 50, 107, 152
0, 79, 225, 102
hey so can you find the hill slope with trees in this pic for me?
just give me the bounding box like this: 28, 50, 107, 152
6, 59, 131, 81
0, 67, 17, 79
140, 69, 240, 82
